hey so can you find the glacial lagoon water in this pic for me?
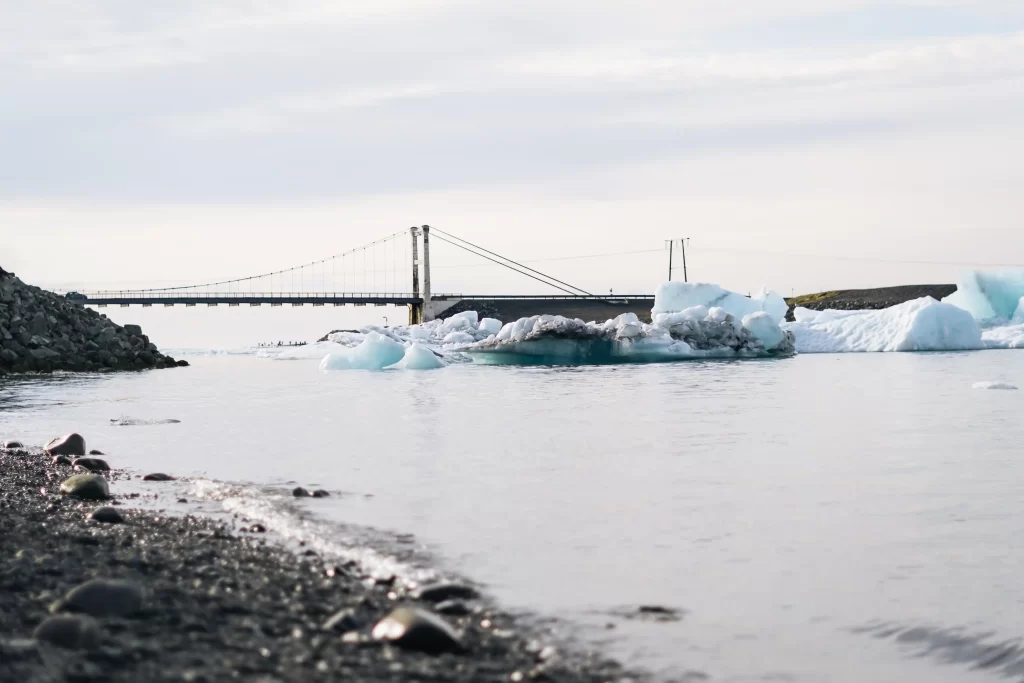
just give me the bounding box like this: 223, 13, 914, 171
2, 351, 1024, 682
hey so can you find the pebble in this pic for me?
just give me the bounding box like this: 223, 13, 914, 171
414, 582, 481, 603
33, 615, 101, 650
292, 487, 310, 497
143, 473, 176, 481
44, 433, 86, 457
51, 455, 72, 466
88, 450, 105, 455
72, 457, 110, 472
311, 490, 330, 498
371, 607, 463, 655
435, 600, 472, 617
59, 474, 110, 501
2, 440, 23, 449
50, 578, 144, 618
90, 506, 124, 524
321, 608, 360, 632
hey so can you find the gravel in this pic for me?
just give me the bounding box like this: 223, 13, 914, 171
0, 441, 641, 683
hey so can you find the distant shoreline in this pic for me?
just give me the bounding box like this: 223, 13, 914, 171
785, 284, 957, 321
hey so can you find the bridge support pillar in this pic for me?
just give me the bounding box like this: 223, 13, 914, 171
422, 225, 433, 321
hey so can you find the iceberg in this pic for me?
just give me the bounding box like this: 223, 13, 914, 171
319, 332, 406, 371
399, 343, 446, 370
783, 298, 983, 353
465, 307, 794, 366
653, 282, 788, 325
944, 271, 1024, 322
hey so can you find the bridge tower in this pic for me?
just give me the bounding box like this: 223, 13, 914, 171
422, 225, 433, 322
409, 227, 422, 324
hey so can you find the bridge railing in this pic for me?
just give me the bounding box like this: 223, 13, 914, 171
76, 291, 460, 300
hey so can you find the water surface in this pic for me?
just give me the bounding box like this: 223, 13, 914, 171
2, 352, 1023, 682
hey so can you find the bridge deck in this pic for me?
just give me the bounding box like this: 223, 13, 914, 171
73, 292, 654, 307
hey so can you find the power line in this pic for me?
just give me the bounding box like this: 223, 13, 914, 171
432, 227, 592, 295
430, 233, 583, 296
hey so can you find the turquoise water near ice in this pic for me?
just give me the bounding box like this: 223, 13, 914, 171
3, 352, 1024, 682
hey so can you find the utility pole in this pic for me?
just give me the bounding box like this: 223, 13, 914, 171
680, 238, 689, 283
667, 240, 674, 281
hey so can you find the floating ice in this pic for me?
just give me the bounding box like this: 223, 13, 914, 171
399, 343, 446, 370
783, 298, 983, 353
319, 332, 406, 371
465, 305, 794, 366
653, 282, 788, 325
972, 381, 1018, 390
944, 271, 1024, 322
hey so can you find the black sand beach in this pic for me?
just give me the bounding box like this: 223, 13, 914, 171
0, 440, 638, 683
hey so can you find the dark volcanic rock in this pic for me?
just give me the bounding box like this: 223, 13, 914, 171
88, 450, 105, 455
414, 582, 481, 603
292, 487, 310, 497
51, 579, 144, 618
142, 473, 175, 481
33, 615, 101, 650
73, 457, 110, 472
311, 489, 330, 498
59, 474, 110, 500
0, 274, 177, 374
44, 433, 86, 457
51, 455, 72, 466
371, 607, 464, 654
90, 506, 124, 524
3, 440, 23, 449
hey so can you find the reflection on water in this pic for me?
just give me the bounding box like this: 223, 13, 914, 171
2, 351, 1024, 682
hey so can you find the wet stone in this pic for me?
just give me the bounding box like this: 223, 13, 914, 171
414, 582, 481, 603
371, 607, 463, 655
59, 474, 110, 501
33, 615, 101, 650
2, 440, 23, 449
51, 455, 72, 466
142, 473, 175, 481
322, 608, 360, 632
88, 450, 105, 456
90, 506, 124, 524
292, 487, 310, 497
311, 490, 330, 498
435, 600, 472, 617
44, 433, 86, 457
73, 457, 110, 472
51, 579, 144, 618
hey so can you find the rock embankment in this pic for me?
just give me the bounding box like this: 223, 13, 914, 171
0, 270, 184, 374
785, 284, 958, 321
0, 435, 638, 683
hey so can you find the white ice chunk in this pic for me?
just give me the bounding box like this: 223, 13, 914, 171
478, 318, 502, 335
442, 331, 476, 345
399, 343, 446, 370
319, 331, 406, 371
782, 297, 983, 353
972, 381, 1018, 390
654, 282, 788, 324
752, 287, 789, 325
742, 311, 786, 350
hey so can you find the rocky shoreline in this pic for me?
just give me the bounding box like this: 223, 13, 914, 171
0, 435, 638, 683
0, 270, 183, 375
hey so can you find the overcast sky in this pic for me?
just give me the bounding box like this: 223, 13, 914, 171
3, 0, 1024, 300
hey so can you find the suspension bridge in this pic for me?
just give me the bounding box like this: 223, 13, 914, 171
71, 226, 655, 324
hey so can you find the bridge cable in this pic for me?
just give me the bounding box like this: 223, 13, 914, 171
429, 233, 582, 296
431, 227, 592, 296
